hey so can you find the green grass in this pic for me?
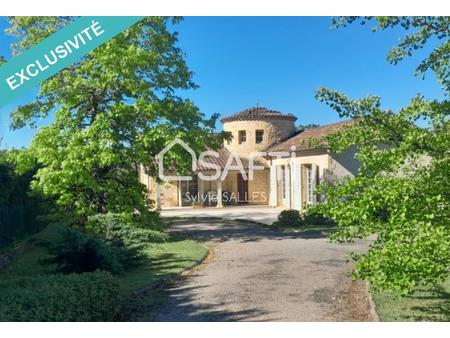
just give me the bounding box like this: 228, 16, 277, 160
118, 235, 208, 293
0, 224, 209, 321
372, 277, 450, 321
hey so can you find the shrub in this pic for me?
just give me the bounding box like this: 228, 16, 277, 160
43, 227, 141, 274
272, 209, 305, 228
86, 213, 168, 245
303, 209, 335, 226
123, 210, 166, 231
0, 271, 120, 321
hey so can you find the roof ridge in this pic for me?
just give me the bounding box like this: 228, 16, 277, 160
220, 106, 297, 123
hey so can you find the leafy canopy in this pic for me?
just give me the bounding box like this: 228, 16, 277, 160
7, 17, 225, 216
314, 17, 450, 295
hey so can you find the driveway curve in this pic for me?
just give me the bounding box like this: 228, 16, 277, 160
156, 210, 375, 321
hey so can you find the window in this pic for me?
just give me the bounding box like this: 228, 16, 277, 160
238, 130, 246, 144
281, 165, 286, 199
255, 130, 264, 144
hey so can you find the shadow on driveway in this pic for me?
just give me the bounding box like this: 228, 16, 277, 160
168, 218, 330, 243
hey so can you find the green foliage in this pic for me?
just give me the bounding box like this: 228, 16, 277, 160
43, 212, 168, 275
0, 222, 208, 321
296, 123, 320, 132
273, 209, 305, 228
122, 210, 166, 231
43, 227, 142, 274
313, 17, 450, 295
0, 149, 34, 206
0, 149, 49, 247
0, 271, 120, 321
6, 17, 225, 217
314, 91, 450, 294
273, 209, 334, 228
372, 277, 450, 321
303, 208, 335, 226
86, 212, 168, 245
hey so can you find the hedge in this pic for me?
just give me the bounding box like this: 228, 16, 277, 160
0, 271, 120, 321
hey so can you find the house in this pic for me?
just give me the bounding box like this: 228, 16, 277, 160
139, 106, 359, 211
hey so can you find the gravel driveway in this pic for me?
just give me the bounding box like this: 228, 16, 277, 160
156, 212, 375, 321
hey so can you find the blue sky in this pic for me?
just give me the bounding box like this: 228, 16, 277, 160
0, 16, 444, 149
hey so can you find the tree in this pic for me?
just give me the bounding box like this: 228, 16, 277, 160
7, 17, 225, 217
296, 123, 320, 132
313, 17, 450, 294
0, 148, 49, 246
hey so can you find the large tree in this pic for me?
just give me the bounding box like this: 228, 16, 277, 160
314, 17, 449, 294
7, 17, 224, 217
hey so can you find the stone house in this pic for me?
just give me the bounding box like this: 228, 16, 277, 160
139, 106, 359, 211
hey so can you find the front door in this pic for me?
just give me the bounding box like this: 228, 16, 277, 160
237, 173, 248, 204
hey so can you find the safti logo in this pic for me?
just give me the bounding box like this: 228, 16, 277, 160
155, 138, 197, 181
156, 137, 297, 182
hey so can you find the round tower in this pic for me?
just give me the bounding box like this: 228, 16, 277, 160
220, 106, 297, 158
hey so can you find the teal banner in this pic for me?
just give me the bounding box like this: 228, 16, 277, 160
0, 16, 144, 108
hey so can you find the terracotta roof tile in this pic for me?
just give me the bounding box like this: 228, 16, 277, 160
220, 106, 297, 123
267, 120, 356, 152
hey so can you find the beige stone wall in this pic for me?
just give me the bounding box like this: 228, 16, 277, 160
223, 118, 295, 158
248, 170, 269, 205
139, 165, 156, 205
138, 165, 179, 208
160, 181, 179, 207
199, 171, 269, 205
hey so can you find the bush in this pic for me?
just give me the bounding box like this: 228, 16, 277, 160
272, 209, 305, 228
303, 209, 335, 226
117, 210, 165, 231
130, 210, 166, 230
272, 209, 335, 228
43, 227, 141, 274
0, 271, 120, 321
86, 213, 168, 245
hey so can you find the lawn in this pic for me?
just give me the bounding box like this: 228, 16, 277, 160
372, 278, 450, 321
0, 224, 209, 321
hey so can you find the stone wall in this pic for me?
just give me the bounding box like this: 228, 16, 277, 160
223, 118, 296, 158
247, 170, 269, 205
138, 165, 179, 208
